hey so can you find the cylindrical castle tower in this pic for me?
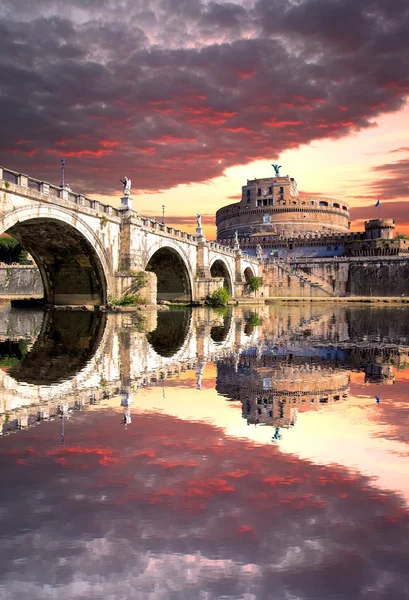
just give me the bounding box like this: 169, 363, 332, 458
216, 170, 350, 243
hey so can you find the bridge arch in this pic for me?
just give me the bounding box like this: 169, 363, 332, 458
209, 258, 234, 295
244, 266, 255, 282
0, 206, 112, 306
145, 242, 194, 303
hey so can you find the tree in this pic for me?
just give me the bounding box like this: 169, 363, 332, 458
248, 276, 262, 295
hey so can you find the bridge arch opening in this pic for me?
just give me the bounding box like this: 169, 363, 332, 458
244, 267, 255, 283
8, 309, 107, 385
4, 217, 108, 306
210, 259, 233, 295
147, 309, 192, 358
147, 247, 192, 302
210, 310, 233, 344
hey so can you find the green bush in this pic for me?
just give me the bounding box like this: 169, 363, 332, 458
248, 276, 262, 292
207, 287, 230, 307
109, 294, 146, 306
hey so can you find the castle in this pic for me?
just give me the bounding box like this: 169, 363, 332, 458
216, 166, 407, 259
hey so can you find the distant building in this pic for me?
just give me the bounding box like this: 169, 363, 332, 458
216, 168, 405, 259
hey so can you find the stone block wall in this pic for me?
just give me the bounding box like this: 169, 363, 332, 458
347, 261, 409, 297
0, 266, 43, 299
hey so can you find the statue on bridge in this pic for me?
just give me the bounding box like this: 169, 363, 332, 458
196, 213, 202, 229
272, 164, 282, 177
120, 176, 131, 197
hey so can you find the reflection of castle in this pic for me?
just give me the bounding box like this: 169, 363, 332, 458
216, 167, 407, 260
216, 355, 350, 431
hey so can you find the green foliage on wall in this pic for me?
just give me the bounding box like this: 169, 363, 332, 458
207, 287, 230, 307
248, 276, 262, 292
0, 236, 29, 264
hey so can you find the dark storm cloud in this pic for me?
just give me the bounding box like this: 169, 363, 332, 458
0, 0, 409, 195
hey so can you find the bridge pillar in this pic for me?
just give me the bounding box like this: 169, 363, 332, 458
196, 240, 211, 278
235, 251, 244, 283
17, 174, 28, 187
119, 214, 141, 270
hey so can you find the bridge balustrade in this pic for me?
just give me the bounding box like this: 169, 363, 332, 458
1, 166, 121, 219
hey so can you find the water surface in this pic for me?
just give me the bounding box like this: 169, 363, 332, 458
0, 304, 408, 599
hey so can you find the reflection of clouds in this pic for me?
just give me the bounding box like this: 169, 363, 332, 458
0, 410, 408, 599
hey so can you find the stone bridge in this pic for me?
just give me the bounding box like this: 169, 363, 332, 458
0, 166, 259, 306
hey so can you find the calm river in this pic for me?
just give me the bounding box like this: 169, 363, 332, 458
0, 303, 408, 599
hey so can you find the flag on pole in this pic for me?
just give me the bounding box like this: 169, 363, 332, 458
375, 198, 380, 207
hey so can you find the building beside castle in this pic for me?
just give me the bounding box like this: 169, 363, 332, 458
216, 166, 406, 259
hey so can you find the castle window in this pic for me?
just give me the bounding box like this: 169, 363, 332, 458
257, 188, 261, 196
342, 206, 348, 211
257, 199, 262, 207
269, 186, 272, 194
268, 198, 274, 206
319, 201, 329, 207
247, 189, 251, 196
280, 186, 284, 193
311, 200, 315, 206
263, 199, 268, 206
333, 203, 340, 208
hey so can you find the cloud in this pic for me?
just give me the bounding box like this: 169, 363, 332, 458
0, 0, 408, 198
1, 408, 409, 599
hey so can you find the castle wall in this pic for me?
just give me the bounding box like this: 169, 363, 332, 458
347, 261, 409, 297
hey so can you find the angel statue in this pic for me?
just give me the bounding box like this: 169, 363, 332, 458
272, 164, 282, 177
120, 176, 131, 197
196, 213, 202, 229
234, 230, 239, 244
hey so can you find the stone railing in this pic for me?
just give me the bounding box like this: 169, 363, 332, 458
1, 166, 121, 218
139, 216, 197, 242
207, 241, 236, 255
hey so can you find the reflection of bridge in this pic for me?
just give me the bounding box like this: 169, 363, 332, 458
0, 307, 258, 433
2, 303, 409, 435
0, 167, 258, 305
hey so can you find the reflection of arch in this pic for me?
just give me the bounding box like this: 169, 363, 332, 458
8, 309, 107, 385
244, 267, 255, 283
146, 246, 193, 302
210, 259, 233, 295
210, 310, 233, 343
147, 309, 192, 357
0, 207, 111, 305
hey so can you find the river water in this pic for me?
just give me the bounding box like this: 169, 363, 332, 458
0, 303, 408, 600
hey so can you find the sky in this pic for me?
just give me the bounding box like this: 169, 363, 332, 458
0, 0, 408, 239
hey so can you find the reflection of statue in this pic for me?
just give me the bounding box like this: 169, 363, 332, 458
272, 164, 282, 177
120, 176, 131, 197
196, 213, 202, 229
